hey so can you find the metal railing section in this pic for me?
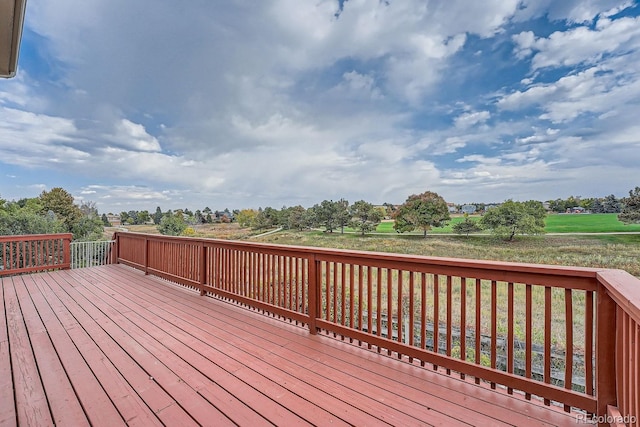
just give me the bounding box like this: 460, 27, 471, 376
70, 240, 115, 269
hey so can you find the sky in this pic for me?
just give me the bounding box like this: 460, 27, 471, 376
1, 0, 640, 214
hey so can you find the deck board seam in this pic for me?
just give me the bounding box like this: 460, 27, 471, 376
76, 275, 304, 427
0, 279, 18, 425
49, 271, 226, 426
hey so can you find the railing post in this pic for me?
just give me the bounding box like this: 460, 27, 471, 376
596, 284, 617, 423
307, 255, 319, 335
114, 233, 120, 264
144, 236, 149, 275
63, 234, 71, 270
199, 241, 206, 296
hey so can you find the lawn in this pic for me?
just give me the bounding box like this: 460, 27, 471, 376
346, 213, 640, 234
544, 213, 640, 232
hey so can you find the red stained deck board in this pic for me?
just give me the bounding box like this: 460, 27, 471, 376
0, 279, 17, 426
121, 267, 567, 427
67, 279, 294, 427
4, 276, 54, 426
11, 275, 90, 426
90, 264, 575, 426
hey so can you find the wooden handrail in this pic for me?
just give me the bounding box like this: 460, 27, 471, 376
0, 233, 73, 276
112, 231, 640, 423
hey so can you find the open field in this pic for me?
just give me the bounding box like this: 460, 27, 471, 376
256, 231, 640, 277
112, 219, 640, 276
107, 223, 258, 240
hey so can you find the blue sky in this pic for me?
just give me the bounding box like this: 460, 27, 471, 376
1, 0, 639, 214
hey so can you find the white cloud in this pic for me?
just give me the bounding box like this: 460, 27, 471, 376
333, 71, 383, 100
513, 15, 640, 70
111, 119, 161, 152
2, 0, 640, 212
454, 110, 490, 129
514, 0, 631, 23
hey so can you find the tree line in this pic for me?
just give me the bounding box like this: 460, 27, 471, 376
230, 192, 545, 241
0, 188, 105, 240
3, 186, 639, 241
547, 194, 623, 213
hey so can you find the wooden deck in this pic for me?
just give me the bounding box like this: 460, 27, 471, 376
2, 264, 583, 426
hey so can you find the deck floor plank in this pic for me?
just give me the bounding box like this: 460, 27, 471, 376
64, 271, 302, 427
11, 275, 90, 426
1, 265, 586, 426
92, 264, 579, 427
4, 276, 53, 426
0, 279, 17, 426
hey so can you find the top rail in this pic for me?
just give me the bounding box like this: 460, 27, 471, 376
112, 231, 640, 425
0, 233, 72, 276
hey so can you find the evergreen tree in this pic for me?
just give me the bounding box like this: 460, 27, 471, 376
312, 200, 340, 233
602, 194, 621, 213
590, 199, 605, 214
452, 214, 482, 237
349, 200, 382, 235
153, 206, 163, 224
619, 187, 640, 224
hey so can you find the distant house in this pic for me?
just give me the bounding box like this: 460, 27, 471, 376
106, 214, 121, 227
461, 204, 476, 215
568, 206, 586, 214
447, 203, 458, 214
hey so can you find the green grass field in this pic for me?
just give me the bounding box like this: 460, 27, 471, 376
544, 213, 640, 232
345, 213, 640, 234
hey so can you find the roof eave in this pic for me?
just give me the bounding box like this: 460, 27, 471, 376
0, 0, 28, 78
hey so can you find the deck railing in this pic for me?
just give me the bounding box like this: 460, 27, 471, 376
112, 231, 638, 424
0, 233, 72, 276
70, 240, 115, 269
